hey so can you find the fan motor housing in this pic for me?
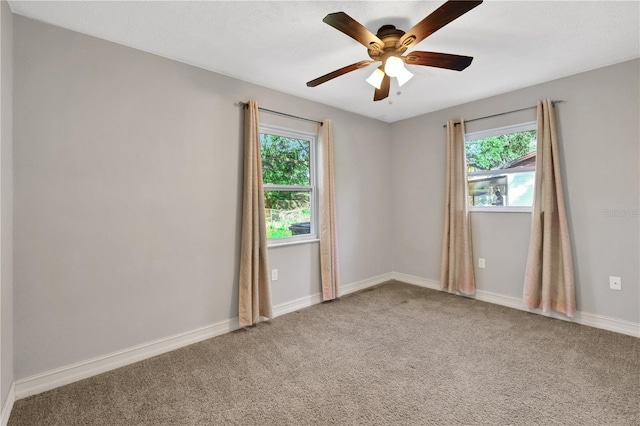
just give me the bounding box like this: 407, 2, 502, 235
368, 25, 410, 61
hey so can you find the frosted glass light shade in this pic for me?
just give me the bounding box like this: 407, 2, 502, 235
384, 56, 413, 87
384, 56, 404, 77
366, 68, 385, 89
395, 66, 414, 87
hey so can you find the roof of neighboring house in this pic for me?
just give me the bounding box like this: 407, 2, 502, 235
499, 152, 536, 169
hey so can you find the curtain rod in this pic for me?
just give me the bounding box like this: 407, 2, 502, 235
442, 100, 566, 128
239, 102, 323, 126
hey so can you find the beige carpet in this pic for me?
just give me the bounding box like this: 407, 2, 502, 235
9, 281, 640, 425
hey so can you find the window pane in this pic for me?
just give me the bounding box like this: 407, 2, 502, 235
468, 175, 508, 206
261, 134, 310, 186
507, 171, 535, 206
466, 130, 537, 172
264, 190, 311, 239
468, 171, 535, 207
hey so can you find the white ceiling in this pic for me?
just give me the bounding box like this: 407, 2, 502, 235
8, 1, 640, 123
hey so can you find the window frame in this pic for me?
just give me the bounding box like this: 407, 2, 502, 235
465, 121, 537, 213
259, 124, 318, 245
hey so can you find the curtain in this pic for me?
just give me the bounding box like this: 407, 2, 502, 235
238, 100, 273, 327
523, 99, 576, 317
440, 120, 475, 295
318, 119, 340, 301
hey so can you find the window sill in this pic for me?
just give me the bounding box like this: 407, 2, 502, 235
470, 206, 532, 213
268, 238, 320, 248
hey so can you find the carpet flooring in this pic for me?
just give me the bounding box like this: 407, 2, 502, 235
8, 281, 640, 425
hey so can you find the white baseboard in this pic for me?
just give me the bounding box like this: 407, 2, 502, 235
1, 383, 15, 426
272, 272, 393, 318
570, 310, 640, 337
14, 317, 241, 400
341, 272, 395, 295
13, 273, 392, 402
272, 293, 323, 318
13, 270, 634, 412
391, 272, 440, 290
390, 272, 640, 338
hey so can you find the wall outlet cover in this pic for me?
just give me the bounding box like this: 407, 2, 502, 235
609, 276, 621, 290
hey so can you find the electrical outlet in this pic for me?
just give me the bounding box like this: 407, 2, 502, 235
271, 269, 278, 281
478, 258, 485, 269
609, 276, 621, 290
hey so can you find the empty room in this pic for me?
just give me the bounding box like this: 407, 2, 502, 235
0, 1, 639, 425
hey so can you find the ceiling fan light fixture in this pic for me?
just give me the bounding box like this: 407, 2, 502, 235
384, 55, 413, 86
307, 1, 484, 101
383, 56, 404, 77
396, 66, 414, 87
366, 68, 385, 89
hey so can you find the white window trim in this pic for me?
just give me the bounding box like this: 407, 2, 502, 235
466, 121, 537, 213
465, 121, 536, 141
259, 124, 318, 245
268, 238, 320, 248
471, 206, 532, 213
467, 165, 536, 178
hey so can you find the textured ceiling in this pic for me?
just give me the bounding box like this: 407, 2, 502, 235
8, 1, 640, 123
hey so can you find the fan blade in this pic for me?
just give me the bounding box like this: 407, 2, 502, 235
404, 51, 473, 71
399, 0, 483, 48
373, 71, 390, 101
323, 12, 384, 52
306, 61, 374, 87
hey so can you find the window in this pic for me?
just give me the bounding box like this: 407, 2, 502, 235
260, 125, 316, 242
465, 122, 537, 211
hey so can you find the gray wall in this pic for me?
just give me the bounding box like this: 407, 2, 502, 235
10, 12, 639, 386
13, 16, 391, 379
0, 0, 14, 406
391, 59, 640, 323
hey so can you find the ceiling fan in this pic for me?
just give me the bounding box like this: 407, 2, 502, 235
306, 0, 483, 101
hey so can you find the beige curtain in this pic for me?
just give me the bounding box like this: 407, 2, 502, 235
440, 120, 475, 295
238, 100, 272, 327
523, 99, 576, 317
318, 119, 340, 301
